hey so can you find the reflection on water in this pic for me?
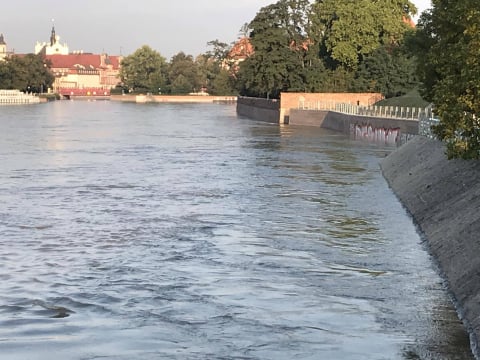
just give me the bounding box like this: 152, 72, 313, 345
0, 101, 473, 359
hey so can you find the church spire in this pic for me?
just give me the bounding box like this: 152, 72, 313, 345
50, 19, 56, 46
0, 34, 5, 45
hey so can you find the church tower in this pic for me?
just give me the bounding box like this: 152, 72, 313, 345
50, 25, 56, 46
35, 23, 69, 55
0, 34, 7, 61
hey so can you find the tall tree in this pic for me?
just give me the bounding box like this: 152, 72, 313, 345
119, 45, 168, 93
238, 0, 312, 98
417, 0, 480, 158
168, 52, 199, 94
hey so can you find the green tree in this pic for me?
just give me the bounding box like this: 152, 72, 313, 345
417, 0, 480, 158
170, 74, 193, 94
0, 54, 53, 92
311, 0, 417, 70
209, 68, 237, 95
168, 52, 199, 94
195, 51, 237, 95
206, 40, 230, 64
238, 0, 312, 98
119, 45, 168, 93
238, 0, 418, 97
353, 45, 419, 98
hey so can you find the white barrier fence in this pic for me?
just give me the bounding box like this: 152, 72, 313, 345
0, 90, 41, 105
298, 100, 429, 121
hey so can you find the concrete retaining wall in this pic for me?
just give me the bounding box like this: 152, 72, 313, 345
236, 97, 280, 124
288, 109, 329, 127
381, 136, 480, 355
280, 92, 384, 124
289, 109, 419, 135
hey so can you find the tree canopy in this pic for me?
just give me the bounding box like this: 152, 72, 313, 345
416, 0, 480, 158
168, 52, 200, 94
237, 0, 312, 98
312, 0, 416, 69
119, 45, 168, 93
0, 54, 54, 93
236, 0, 418, 98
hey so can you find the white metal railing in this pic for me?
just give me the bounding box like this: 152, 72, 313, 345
0, 89, 41, 105
418, 105, 439, 138
298, 100, 430, 121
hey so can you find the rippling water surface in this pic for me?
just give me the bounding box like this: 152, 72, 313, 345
0, 101, 473, 359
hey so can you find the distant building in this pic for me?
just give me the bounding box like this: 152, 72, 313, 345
35, 25, 69, 55
403, 15, 416, 28
33, 25, 122, 96
223, 37, 254, 72
46, 53, 122, 96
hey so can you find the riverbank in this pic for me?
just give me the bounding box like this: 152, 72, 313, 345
111, 94, 236, 104
381, 136, 480, 357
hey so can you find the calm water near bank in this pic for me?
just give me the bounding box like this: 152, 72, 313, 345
0, 101, 473, 359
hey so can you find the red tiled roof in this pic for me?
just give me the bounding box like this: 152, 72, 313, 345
45, 54, 121, 70
402, 16, 416, 28
228, 37, 254, 61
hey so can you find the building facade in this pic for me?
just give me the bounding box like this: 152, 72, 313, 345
46, 53, 122, 96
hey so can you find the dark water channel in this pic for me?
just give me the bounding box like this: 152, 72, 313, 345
0, 101, 473, 359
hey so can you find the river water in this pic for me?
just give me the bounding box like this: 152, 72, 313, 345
0, 101, 473, 359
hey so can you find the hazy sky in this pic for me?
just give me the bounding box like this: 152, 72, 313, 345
2, 0, 432, 59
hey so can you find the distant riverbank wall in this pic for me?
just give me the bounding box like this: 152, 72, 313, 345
382, 136, 480, 356
111, 94, 237, 104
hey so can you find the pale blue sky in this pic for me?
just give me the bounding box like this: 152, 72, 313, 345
2, 0, 431, 59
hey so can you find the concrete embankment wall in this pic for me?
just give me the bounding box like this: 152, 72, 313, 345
236, 97, 280, 124
381, 136, 480, 354
289, 109, 419, 135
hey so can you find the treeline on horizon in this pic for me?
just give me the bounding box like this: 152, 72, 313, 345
118, 0, 420, 99
0, 0, 478, 159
